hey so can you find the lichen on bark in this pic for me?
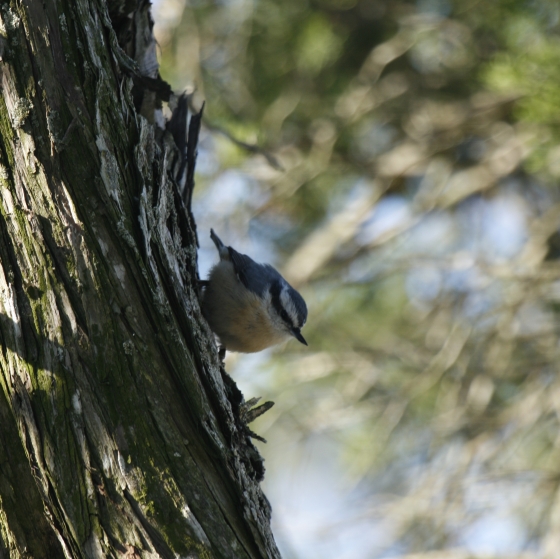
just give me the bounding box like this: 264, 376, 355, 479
0, 1, 280, 558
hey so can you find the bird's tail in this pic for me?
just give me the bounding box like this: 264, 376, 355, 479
210, 229, 229, 259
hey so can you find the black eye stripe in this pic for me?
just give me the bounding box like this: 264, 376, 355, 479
269, 283, 294, 327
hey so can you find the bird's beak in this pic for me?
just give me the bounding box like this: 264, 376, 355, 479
292, 328, 308, 346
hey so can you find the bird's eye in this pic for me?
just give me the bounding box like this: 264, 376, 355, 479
280, 309, 290, 323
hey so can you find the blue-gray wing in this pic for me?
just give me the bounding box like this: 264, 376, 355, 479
227, 246, 277, 296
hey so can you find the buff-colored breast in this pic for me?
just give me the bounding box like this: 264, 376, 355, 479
201, 260, 289, 353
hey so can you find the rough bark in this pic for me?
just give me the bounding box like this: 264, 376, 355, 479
0, 1, 280, 558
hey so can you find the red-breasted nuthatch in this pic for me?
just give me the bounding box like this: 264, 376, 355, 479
201, 229, 308, 353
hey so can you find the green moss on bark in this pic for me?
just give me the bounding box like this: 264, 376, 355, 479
0, 1, 279, 557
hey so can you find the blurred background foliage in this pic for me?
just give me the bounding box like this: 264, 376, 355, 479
154, 0, 560, 557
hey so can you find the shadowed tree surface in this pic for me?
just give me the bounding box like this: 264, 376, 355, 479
155, 0, 560, 556
0, 1, 280, 558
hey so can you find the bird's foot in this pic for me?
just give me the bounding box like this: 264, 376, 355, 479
218, 345, 226, 364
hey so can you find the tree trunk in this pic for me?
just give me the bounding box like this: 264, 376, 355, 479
0, 1, 280, 558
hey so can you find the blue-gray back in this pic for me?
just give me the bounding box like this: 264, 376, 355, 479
227, 246, 279, 297
228, 246, 308, 327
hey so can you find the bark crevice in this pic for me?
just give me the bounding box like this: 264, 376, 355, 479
0, 1, 281, 558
